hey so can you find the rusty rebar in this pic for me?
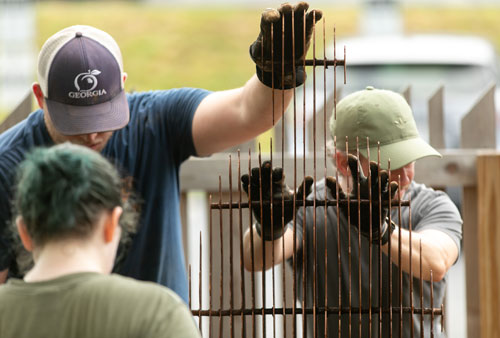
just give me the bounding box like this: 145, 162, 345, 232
388, 159, 393, 338
247, 149, 256, 338
188, 14, 448, 338
356, 137, 362, 338
228, 156, 235, 337
219, 176, 223, 338
409, 196, 414, 338
237, 151, 247, 337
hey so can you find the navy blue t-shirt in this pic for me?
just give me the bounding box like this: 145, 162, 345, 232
0, 88, 210, 302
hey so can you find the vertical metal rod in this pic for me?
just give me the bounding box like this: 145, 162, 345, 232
333, 25, 337, 120
280, 15, 287, 338
291, 7, 300, 336
345, 137, 352, 338
189, 264, 192, 309
270, 141, 276, 338
343, 46, 347, 85
199, 232, 203, 332
209, 194, 213, 338
257, 145, 266, 338
270, 17, 276, 338
281, 171, 287, 338
366, 137, 372, 338
237, 151, 247, 337
420, 240, 424, 338
356, 137, 362, 338
430, 271, 434, 338
247, 149, 256, 338
310, 10, 318, 338
285, 12, 296, 338
301, 9, 308, 338
271, 18, 275, 126
388, 160, 393, 338
219, 176, 224, 338
441, 304, 445, 333
323, 18, 329, 338
409, 196, 414, 338
377, 143, 382, 338
335, 137, 342, 338
398, 175, 403, 338
229, 156, 235, 338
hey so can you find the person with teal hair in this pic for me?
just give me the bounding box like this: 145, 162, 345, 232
0, 143, 200, 338
242, 87, 462, 337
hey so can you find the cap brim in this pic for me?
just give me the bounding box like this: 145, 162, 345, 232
359, 137, 442, 170
45, 89, 129, 135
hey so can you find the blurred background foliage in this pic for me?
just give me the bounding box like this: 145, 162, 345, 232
35, 2, 500, 94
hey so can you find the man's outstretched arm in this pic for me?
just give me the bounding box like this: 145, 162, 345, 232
192, 2, 322, 156
192, 76, 292, 156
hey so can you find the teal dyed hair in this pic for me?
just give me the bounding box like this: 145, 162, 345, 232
14, 143, 124, 246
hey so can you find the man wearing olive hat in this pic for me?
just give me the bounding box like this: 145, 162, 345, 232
242, 86, 462, 337
0, 2, 322, 304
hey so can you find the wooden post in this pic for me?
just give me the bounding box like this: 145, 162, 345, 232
476, 152, 500, 338
461, 84, 496, 338
401, 85, 411, 106
428, 86, 445, 149
0, 90, 32, 134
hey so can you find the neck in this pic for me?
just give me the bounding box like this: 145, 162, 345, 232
24, 240, 108, 282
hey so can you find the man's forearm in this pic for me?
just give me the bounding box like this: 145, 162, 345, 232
243, 226, 295, 271
383, 227, 458, 282
240, 75, 293, 134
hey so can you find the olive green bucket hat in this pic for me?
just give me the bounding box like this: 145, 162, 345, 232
330, 86, 441, 170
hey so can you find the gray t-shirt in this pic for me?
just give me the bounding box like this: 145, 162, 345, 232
292, 180, 462, 338
0, 272, 201, 338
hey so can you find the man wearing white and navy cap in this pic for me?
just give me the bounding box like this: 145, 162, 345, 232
0, 3, 322, 303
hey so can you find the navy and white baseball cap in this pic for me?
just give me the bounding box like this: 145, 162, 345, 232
37, 25, 129, 135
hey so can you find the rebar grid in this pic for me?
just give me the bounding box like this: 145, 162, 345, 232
188, 12, 444, 338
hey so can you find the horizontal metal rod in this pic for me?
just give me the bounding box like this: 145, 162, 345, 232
305, 58, 345, 67
261, 58, 345, 67
192, 306, 442, 317
210, 199, 410, 210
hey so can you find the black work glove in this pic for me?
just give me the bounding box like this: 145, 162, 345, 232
250, 2, 323, 89
241, 161, 313, 241
326, 155, 399, 245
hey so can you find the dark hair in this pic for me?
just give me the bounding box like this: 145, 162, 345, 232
14, 143, 135, 247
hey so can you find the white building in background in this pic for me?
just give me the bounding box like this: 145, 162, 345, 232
0, 0, 35, 115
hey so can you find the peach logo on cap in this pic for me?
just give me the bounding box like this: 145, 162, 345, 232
69, 69, 107, 99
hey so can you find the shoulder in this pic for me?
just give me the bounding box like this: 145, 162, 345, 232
408, 182, 456, 208
94, 275, 199, 336
91, 274, 186, 307
407, 181, 462, 237
126, 88, 211, 113
0, 110, 49, 170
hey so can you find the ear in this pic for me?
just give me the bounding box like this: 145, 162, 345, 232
122, 73, 128, 85
104, 207, 123, 243
335, 151, 349, 177
16, 216, 34, 252
32, 83, 45, 110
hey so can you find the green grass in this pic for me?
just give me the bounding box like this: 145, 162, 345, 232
36, 2, 358, 93
0, 3, 492, 129
35, 3, 500, 94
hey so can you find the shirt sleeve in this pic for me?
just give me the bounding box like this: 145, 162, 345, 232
413, 189, 463, 255
146, 88, 211, 164
149, 289, 201, 338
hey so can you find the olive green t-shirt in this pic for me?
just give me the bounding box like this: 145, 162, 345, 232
0, 272, 201, 338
